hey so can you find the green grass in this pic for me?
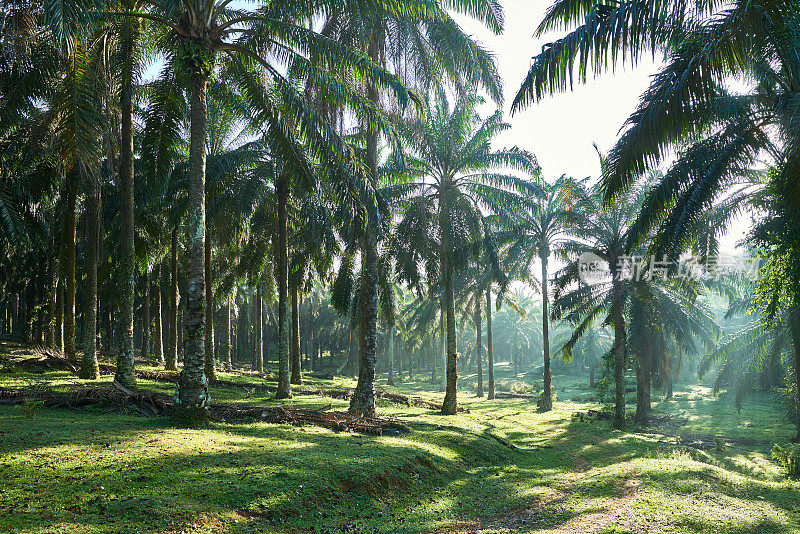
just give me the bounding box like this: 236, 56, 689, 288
1, 342, 799, 533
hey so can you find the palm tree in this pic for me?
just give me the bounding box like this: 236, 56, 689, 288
322, 0, 505, 417
514, 0, 796, 268
502, 175, 585, 411
552, 182, 638, 429
397, 95, 538, 414
119, 0, 419, 424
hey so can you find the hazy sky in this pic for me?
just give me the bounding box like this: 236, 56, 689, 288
454, 1, 660, 181
454, 1, 750, 252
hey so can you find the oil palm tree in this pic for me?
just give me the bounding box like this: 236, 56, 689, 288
514, 0, 798, 267
325, 0, 505, 417
502, 175, 585, 411
552, 182, 639, 429
119, 0, 421, 423
396, 94, 538, 414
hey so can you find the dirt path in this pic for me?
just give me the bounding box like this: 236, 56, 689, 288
436, 460, 650, 534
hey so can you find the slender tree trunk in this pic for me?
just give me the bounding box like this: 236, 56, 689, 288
63, 178, 77, 361
255, 282, 263, 373
175, 67, 210, 425
790, 307, 800, 442
142, 270, 151, 362
635, 349, 647, 423
116, 12, 137, 388
589, 365, 595, 388
540, 253, 552, 411
611, 268, 626, 430
486, 289, 495, 399
350, 231, 379, 416
387, 325, 395, 386
167, 226, 179, 370
349, 28, 382, 416
54, 280, 63, 352
408, 346, 413, 380
290, 281, 302, 384
204, 232, 216, 380
81, 182, 100, 379
224, 294, 232, 370
441, 256, 458, 415
275, 175, 291, 398
45, 254, 55, 347
153, 263, 164, 365
475, 299, 483, 397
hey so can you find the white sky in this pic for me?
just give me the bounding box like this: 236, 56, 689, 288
454, 0, 750, 253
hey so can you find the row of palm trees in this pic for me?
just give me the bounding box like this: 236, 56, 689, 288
3, 0, 799, 436
0, 0, 533, 424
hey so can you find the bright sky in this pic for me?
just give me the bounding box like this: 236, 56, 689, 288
454, 0, 750, 253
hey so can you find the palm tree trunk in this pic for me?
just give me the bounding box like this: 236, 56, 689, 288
350, 230, 379, 416
275, 174, 291, 398
635, 350, 647, 423
175, 67, 210, 425
64, 178, 77, 361
46, 254, 55, 347
255, 282, 263, 374
141, 270, 151, 362
486, 289, 495, 400
387, 325, 395, 386
540, 253, 552, 411
80, 182, 100, 379
611, 272, 626, 430
55, 280, 63, 352
408, 346, 413, 380
167, 226, 179, 370
204, 232, 216, 380
789, 307, 800, 442
153, 263, 164, 365
350, 27, 383, 416
224, 294, 232, 371
441, 257, 458, 415
116, 13, 136, 388
290, 281, 302, 384
475, 298, 483, 397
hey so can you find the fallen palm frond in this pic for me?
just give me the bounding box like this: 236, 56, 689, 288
0, 385, 410, 436
1, 351, 467, 413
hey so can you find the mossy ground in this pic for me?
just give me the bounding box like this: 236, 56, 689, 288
1, 341, 798, 533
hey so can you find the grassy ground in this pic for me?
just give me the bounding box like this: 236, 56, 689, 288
1, 341, 799, 534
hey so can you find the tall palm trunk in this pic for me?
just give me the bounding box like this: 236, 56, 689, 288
153, 263, 164, 365
790, 307, 800, 441
116, 11, 137, 388
275, 175, 291, 398
81, 181, 100, 379
350, 28, 383, 416
255, 282, 263, 373
540, 252, 552, 411
635, 345, 652, 423
224, 294, 232, 370
204, 233, 216, 380
175, 67, 210, 425
350, 231, 379, 416
611, 268, 626, 430
486, 289, 495, 400
290, 281, 302, 384
141, 270, 150, 361
441, 249, 458, 415
167, 226, 179, 370
55, 280, 63, 352
64, 178, 77, 361
475, 299, 483, 397
387, 325, 395, 386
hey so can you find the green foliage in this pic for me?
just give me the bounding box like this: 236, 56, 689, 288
772, 443, 800, 476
